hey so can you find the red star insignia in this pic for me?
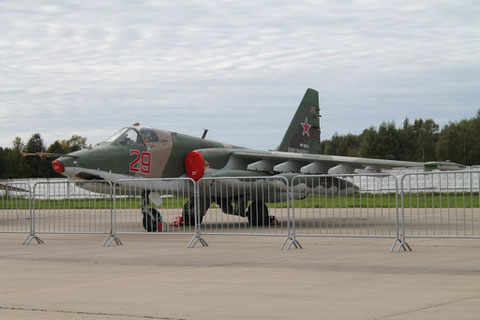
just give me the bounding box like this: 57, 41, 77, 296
301, 117, 311, 136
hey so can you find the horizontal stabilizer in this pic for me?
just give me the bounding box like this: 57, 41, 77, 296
22, 152, 77, 159
0, 183, 30, 193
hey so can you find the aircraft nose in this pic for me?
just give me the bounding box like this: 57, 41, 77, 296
52, 160, 65, 173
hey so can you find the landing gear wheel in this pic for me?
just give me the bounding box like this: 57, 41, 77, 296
182, 197, 210, 226
182, 199, 196, 226
247, 201, 269, 226
142, 208, 162, 232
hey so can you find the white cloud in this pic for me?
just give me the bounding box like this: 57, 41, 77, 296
1, 0, 479, 150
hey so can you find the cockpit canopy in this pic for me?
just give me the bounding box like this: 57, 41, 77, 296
105, 127, 159, 146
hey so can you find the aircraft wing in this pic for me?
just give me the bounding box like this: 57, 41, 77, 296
231, 149, 423, 174
194, 148, 464, 178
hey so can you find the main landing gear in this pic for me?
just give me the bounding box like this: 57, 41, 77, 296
182, 196, 271, 227
182, 196, 211, 226
141, 191, 163, 232
140, 192, 272, 230
246, 201, 270, 226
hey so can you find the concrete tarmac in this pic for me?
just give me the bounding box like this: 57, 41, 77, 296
1, 233, 480, 320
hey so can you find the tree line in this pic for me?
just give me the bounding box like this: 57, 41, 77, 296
1, 111, 479, 179
0, 134, 87, 179
320, 110, 480, 166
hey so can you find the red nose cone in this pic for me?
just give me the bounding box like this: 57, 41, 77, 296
52, 160, 65, 173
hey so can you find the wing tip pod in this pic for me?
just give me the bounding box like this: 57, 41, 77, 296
423, 161, 466, 171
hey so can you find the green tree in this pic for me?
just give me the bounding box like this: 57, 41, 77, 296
24, 133, 45, 153
469, 110, 480, 165
3, 147, 30, 178
66, 135, 87, 152
46, 140, 66, 154
413, 119, 439, 162
0, 147, 6, 178
399, 118, 418, 161
322, 133, 361, 156
323, 133, 341, 155
23, 133, 50, 177
56, 135, 88, 153
435, 112, 480, 166
359, 126, 377, 158
376, 121, 402, 159
12, 136, 25, 152
358, 122, 401, 160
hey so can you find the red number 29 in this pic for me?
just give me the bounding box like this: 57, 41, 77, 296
129, 150, 151, 174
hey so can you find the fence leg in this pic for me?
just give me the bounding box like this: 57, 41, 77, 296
103, 234, 123, 246
23, 233, 43, 245
281, 192, 302, 250
280, 236, 302, 250
187, 182, 208, 248
23, 201, 43, 245
187, 235, 208, 248
104, 188, 122, 246
391, 178, 412, 253
397, 236, 412, 252
390, 236, 412, 252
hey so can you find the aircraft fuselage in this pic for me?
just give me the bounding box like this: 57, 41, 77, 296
54, 126, 240, 181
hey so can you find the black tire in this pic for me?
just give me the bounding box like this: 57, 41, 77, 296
182, 199, 196, 226
247, 201, 269, 226
142, 208, 161, 232
182, 197, 210, 226
215, 198, 235, 215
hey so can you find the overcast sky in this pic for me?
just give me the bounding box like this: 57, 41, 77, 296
1, 0, 479, 150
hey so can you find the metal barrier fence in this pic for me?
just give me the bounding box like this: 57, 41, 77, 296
2, 172, 480, 250
0, 181, 31, 234
24, 180, 114, 245
291, 174, 402, 250
112, 178, 200, 246
196, 176, 298, 249
399, 171, 480, 250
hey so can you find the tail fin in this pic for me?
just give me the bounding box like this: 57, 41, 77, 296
277, 88, 321, 154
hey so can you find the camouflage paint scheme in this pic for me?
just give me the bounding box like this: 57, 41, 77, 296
52, 89, 464, 228
56, 88, 460, 182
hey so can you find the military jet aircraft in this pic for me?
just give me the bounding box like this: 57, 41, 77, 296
50, 89, 464, 231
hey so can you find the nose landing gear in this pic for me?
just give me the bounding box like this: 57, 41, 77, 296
141, 191, 163, 232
